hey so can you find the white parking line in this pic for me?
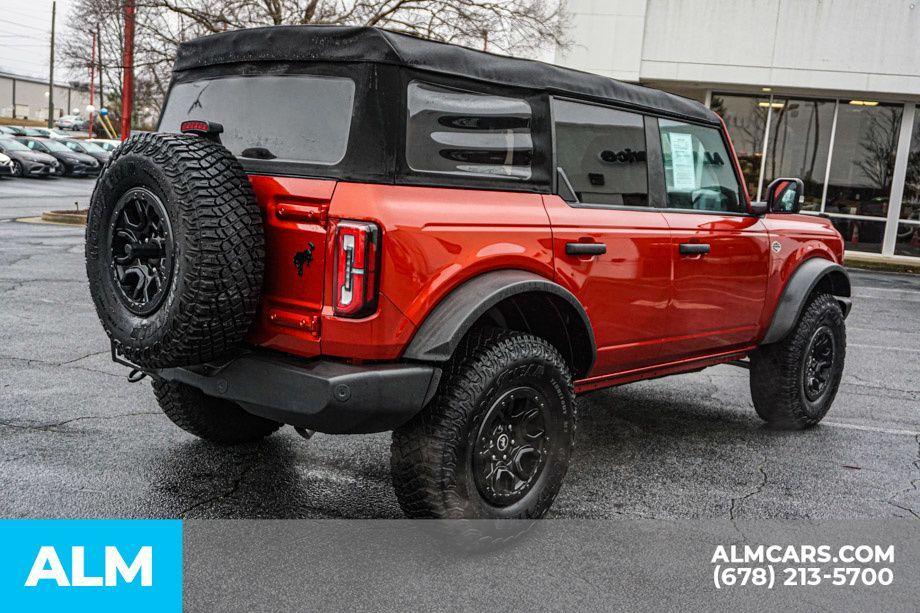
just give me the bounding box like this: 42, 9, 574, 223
823, 421, 919, 437
850, 343, 920, 353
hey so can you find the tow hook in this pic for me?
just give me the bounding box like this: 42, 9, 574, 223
110, 340, 149, 383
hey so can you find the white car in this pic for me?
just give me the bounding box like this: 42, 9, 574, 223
54, 115, 87, 131
29, 127, 70, 139
0, 151, 13, 177
85, 138, 121, 153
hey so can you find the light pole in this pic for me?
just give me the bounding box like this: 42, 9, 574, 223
121, 0, 136, 140
47, 1, 56, 128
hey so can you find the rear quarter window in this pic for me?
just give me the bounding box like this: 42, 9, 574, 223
405, 81, 533, 181
158, 74, 356, 165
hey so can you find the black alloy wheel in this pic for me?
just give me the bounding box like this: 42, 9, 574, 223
802, 325, 835, 402
106, 187, 174, 316
471, 386, 551, 506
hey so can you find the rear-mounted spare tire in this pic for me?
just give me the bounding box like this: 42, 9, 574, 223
85, 132, 264, 369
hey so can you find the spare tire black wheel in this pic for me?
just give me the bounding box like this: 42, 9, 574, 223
85, 132, 264, 369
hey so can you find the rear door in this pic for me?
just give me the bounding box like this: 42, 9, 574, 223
653, 118, 770, 361
544, 99, 671, 376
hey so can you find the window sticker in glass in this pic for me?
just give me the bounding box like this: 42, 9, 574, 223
406, 81, 533, 180
659, 119, 743, 213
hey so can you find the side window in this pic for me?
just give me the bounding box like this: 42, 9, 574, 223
406, 81, 532, 180
65, 142, 79, 151
658, 119, 743, 213
552, 99, 649, 207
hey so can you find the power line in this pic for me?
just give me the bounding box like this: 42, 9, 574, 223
0, 17, 48, 33
3, 7, 51, 26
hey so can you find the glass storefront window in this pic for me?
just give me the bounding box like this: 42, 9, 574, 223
762, 98, 835, 211
710, 94, 769, 200
828, 216, 886, 254
823, 102, 903, 220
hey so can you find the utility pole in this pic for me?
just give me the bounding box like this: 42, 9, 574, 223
47, 1, 56, 128
121, 0, 136, 140
89, 32, 96, 135
97, 25, 103, 114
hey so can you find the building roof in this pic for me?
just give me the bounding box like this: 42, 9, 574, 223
173, 25, 719, 125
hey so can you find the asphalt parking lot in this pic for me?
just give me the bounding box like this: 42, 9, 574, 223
0, 177, 918, 520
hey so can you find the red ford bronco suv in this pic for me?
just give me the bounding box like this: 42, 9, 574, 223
86, 26, 851, 519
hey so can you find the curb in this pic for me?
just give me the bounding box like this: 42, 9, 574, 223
40, 210, 88, 226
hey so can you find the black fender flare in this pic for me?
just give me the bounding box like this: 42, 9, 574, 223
761, 258, 851, 344
402, 269, 596, 374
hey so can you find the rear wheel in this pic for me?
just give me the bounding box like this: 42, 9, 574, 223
391, 329, 576, 519
152, 379, 281, 445
750, 293, 846, 429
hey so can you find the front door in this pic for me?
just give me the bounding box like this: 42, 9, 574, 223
654, 117, 770, 361
544, 99, 672, 376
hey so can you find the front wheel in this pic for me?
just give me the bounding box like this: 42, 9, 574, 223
750, 293, 846, 429
10, 161, 22, 177
391, 330, 576, 519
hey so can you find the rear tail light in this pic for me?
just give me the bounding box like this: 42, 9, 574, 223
333, 220, 380, 318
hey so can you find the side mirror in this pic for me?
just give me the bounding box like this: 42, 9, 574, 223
765, 177, 805, 214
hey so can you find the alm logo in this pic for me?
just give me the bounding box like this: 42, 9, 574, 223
25, 546, 153, 587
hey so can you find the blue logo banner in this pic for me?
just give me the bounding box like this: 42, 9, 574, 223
0, 520, 182, 613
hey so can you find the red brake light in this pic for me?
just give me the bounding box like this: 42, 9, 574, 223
180, 120, 223, 137
333, 220, 380, 318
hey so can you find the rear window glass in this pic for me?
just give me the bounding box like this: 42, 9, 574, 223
159, 75, 355, 165
406, 81, 533, 180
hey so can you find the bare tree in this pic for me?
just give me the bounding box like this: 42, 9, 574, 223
63, 0, 569, 127
856, 106, 902, 192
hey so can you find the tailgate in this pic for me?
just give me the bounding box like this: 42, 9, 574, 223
245, 175, 335, 358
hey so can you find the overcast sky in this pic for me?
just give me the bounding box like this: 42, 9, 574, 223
0, 0, 558, 82
0, 0, 76, 80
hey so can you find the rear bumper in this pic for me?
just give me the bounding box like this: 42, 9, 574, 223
154, 353, 441, 434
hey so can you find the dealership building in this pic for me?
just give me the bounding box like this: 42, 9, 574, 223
555, 0, 920, 259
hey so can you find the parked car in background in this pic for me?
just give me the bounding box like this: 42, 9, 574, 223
14, 137, 99, 176
85, 138, 121, 152
61, 138, 111, 164
0, 137, 61, 177
2, 125, 28, 136
0, 151, 13, 177
55, 115, 87, 131
29, 127, 70, 139
0, 126, 17, 136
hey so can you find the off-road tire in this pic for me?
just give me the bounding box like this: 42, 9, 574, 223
391, 329, 576, 519
750, 293, 846, 429
152, 379, 281, 445
85, 132, 264, 369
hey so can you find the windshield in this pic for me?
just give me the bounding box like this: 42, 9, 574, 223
41, 139, 70, 152
0, 138, 30, 151
159, 74, 355, 165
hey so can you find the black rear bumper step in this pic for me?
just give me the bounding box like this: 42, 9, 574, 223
153, 353, 441, 434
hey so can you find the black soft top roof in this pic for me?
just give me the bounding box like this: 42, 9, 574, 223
173, 25, 719, 125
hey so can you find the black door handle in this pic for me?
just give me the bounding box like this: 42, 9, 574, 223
679, 243, 710, 255
566, 242, 606, 256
